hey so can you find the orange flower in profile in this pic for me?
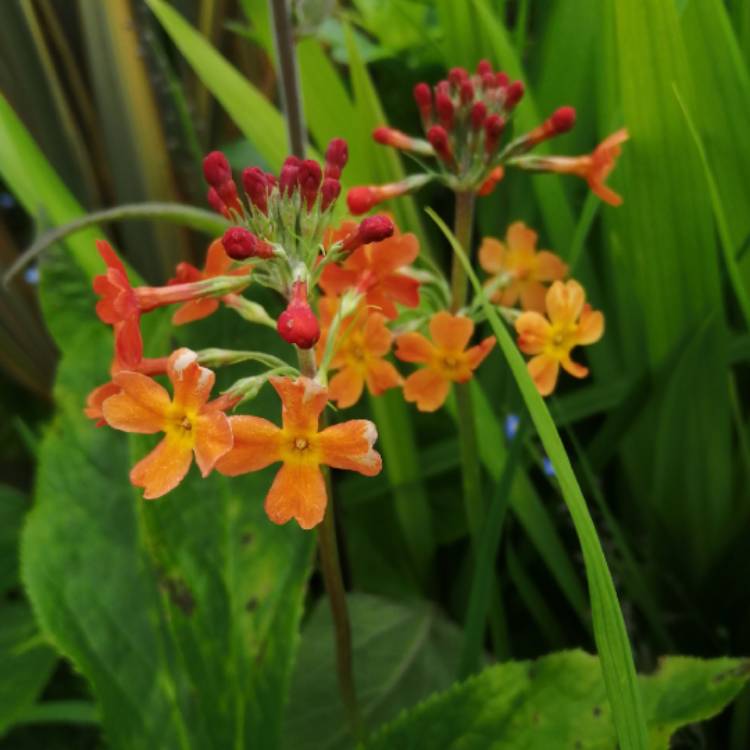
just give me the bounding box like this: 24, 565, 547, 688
543, 129, 629, 206
168, 239, 250, 325
216, 376, 382, 529
317, 298, 402, 408
479, 221, 567, 313
319, 221, 420, 319
395, 312, 494, 412
100, 348, 233, 498
515, 279, 604, 396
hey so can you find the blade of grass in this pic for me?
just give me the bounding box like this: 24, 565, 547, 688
428, 206, 648, 750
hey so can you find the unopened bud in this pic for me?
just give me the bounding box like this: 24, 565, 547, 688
471, 101, 487, 131
279, 156, 301, 196
321, 178, 341, 211
325, 138, 348, 179
505, 80, 525, 109
436, 92, 454, 130
495, 71, 509, 87
449, 67, 468, 87
476, 59, 493, 77
222, 227, 273, 260
298, 159, 323, 209
242, 167, 270, 213
347, 186, 377, 215
427, 125, 453, 163
481, 73, 496, 90
484, 114, 506, 154
277, 281, 320, 349
203, 151, 232, 187
413, 82, 432, 121
551, 106, 576, 134
459, 80, 475, 105
206, 187, 227, 217
340, 214, 394, 253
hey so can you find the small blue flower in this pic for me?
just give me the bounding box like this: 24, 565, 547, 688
24, 265, 40, 285
542, 457, 555, 477
504, 413, 520, 440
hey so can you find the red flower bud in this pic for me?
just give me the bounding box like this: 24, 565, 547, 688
505, 80, 525, 108
277, 281, 320, 349
222, 227, 273, 260
203, 151, 232, 187
459, 80, 475, 105
471, 101, 487, 131
495, 71, 509, 87
324, 138, 348, 179
217, 180, 242, 215
321, 177, 341, 211
279, 157, 300, 196
476, 59, 493, 77
413, 82, 432, 121
207, 187, 227, 217
436, 92, 454, 130
427, 125, 453, 164
481, 73, 496, 90
340, 214, 395, 253
449, 67, 468, 87
550, 106, 576, 134
347, 186, 377, 215
484, 114, 506, 154
242, 167, 270, 213
298, 159, 323, 209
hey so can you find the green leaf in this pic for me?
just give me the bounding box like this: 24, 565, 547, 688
0, 484, 28, 596
364, 650, 750, 749
283, 594, 464, 750
428, 208, 648, 750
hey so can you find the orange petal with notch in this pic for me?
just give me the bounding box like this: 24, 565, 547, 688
377, 274, 420, 311
429, 312, 474, 353
215, 416, 281, 475
167, 349, 215, 412
370, 232, 419, 275
329, 367, 365, 409
394, 332, 434, 364
528, 355, 560, 397
576, 306, 604, 344
478, 237, 506, 275
318, 420, 382, 476
363, 313, 393, 356
546, 280, 585, 326
366, 359, 402, 395
535, 251, 568, 282
265, 463, 327, 529
319, 264, 358, 297
130, 435, 193, 499
403, 368, 451, 412
516, 312, 552, 355
271, 376, 328, 433
194, 410, 233, 476
465, 336, 495, 372
506, 222, 537, 254
105, 371, 170, 433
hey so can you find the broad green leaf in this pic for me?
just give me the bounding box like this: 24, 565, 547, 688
364, 650, 750, 749
429, 208, 648, 749
283, 594, 464, 750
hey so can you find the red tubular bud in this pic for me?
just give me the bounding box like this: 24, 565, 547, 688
427, 125, 453, 164
495, 71, 509, 87
347, 186, 377, 215
449, 67, 469, 87
505, 80, 525, 109
242, 167, 270, 213
413, 82, 432, 121
222, 227, 273, 260
471, 101, 487, 131
476, 59, 493, 76
324, 138, 348, 179
206, 187, 227, 217
320, 178, 341, 211
484, 114, 506, 154
277, 281, 320, 349
297, 159, 323, 209
203, 151, 232, 187
217, 180, 243, 215
435, 92, 454, 130
551, 106, 576, 134
459, 80, 475, 105
436, 79, 450, 97
340, 214, 395, 253
481, 73, 496, 90
279, 157, 300, 196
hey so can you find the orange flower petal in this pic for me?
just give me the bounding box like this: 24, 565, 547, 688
362, 313, 393, 356
464, 336, 496, 372
271, 376, 328, 433
515, 312, 552, 355
561, 356, 588, 379
535, 251, 568, 282
84, 382, 121, 426
519, 281, 548, 313
376, 273, 421, 311
318, 420, 382, 476
429, 312, 474, 353
114, 317, 143, 370
204, 238, 233, 276
105, 371, 170, 433
365, 359, 402, 395
527, 355, 560, 397
370, 233, 419, 275
329, 367, 365, 409
498, 282, 522, 308
576, 305, 605, 345
265, 463, 327, 529
319, 264, 358, 297
394, 331, 434, 364
506, 221, 537, 255
167, 349, 215, 413
96, 240, 128, 276
403, 368, 451, 412
478, 237, 506, 275
130, 435, 193, 499
171, 298, 220, 325
546, 280, 585, 327
194, 410, 233, 477
215, 416, 282, 476
589, 181, 623, 207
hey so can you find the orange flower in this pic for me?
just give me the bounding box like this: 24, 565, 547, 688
100, 348, 233, 498
317, 297, 402, 408
216, 376, 382, 529
319, 221, 420, 319
543, 129, 629, 206
395, 312, 494, 412
515, 279, 604, 396
479, 221, 567, 313
168, 239, 250, 325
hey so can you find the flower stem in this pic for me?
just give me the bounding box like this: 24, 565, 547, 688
269, 0, 306, 158
296, 345, 362, 739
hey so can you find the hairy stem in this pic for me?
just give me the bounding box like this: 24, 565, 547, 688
269, 0, 306, 158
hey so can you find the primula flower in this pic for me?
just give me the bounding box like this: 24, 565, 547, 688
100, 348, 233, 498
320, 221, 420, 319
395, 312, 495, 412
479, 221, 568, 313
168, 239, 250, 325
515, 280, 604, 396
216, 376, 382, 529
317, 298, 402, 408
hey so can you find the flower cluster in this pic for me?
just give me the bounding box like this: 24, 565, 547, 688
347, 59, 628, 213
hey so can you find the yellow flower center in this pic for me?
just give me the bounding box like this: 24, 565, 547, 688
545, 321, 579, 360
165, 408, 198, 449
281, 430, 321, 466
